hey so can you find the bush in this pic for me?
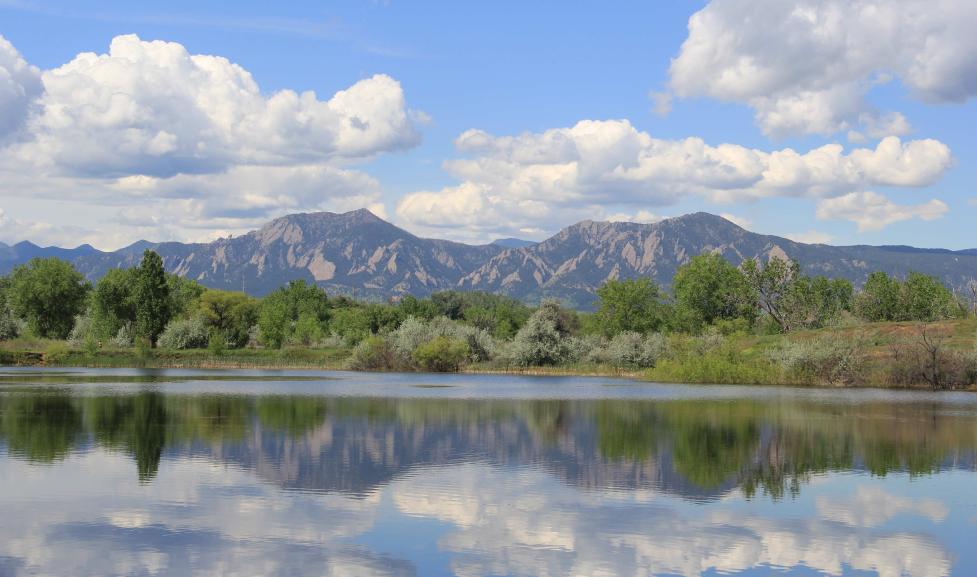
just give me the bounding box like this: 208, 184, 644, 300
157, 316, 209, 349
453, 324, 496, 363
390, 316, 496, 365
506, 301, 575, 366
886, 328, 977, 389
567, 334, 608, 364
43, 342, 71, 365
712, 317, 753, 336
290, 311, 324, 347
647, 353, 782, 385
111, 324, 134, 348
68, 314, 97, 347
412, 336, 469, 372
208, 329, 226, 356
688, 327, 726, 355
390, 316, 432, 359
605, 331, 668, 368
83, 333, 100, 357
0, 305, 24, 341
771, 337, 867, 386
347, 336, 400, 371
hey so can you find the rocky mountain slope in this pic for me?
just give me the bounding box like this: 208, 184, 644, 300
460, 212, 977, 306
2, 209, 976, 307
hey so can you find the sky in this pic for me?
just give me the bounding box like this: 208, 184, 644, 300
0, 0, 975, 250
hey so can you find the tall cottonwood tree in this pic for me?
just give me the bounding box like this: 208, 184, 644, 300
9, 258, 89, 339
134, 250, 171, 346
593, 278, 668, 337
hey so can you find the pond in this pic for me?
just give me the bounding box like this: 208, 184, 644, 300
1, 367, 975, 576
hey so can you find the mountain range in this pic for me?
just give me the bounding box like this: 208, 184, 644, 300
2, 209, 976, 308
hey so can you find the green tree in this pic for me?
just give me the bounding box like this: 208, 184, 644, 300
9, 258, 90, 338
741, 257, 800, 332
133, 250, 171, 346
853, 271, 901, 321
167, 274, 205, 318
854, 271, 957, 322
198, 289, 258, 348
92, 268, 138, 338
781, 275, 853, 330
593, 278, 668, 337
672, 254, 757, 330
257, 280, 330, 348
901, 272, 957, 321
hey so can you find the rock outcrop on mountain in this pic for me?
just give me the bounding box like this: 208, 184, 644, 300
2, 209, 976, 307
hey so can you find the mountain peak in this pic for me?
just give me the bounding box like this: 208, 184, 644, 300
1, 209, 976, 308
667, 212, 740, 226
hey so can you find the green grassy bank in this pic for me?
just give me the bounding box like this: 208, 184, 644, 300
645, 318, 977, 389
3, 318, 976, 390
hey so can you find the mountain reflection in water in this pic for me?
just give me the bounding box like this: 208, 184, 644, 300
0, 369, 974, 576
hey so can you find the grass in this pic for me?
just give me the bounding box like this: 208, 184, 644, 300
645, 317, 977, 389
0, 338, 349, 369
2, 317, 976, 388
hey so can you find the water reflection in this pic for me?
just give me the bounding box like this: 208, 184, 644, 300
0, 373, 974, 576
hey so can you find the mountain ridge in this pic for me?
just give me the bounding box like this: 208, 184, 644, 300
2, 210, 976, 308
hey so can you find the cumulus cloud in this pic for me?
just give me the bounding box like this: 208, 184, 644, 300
784, 230, 834, 244
648, 90, 672, 117
17, 34, 419, 177
719, 213, 753, 229
392, 464, 952, 577
111, 163, 384, 224
0, 451, 409, 577
817, 486, 948, 528
668, 0, 977, 137
0, 208, 98, 247
0, 34, 421, 248
0, 35, 42, 141
607, 210, 663, 224
396, 119, 952, 238
816, 191, 948, 231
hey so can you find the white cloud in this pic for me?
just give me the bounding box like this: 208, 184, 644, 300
606, 210, 663, 224
396, 119, 952, 239
0, 451, 408, 577
0, 35, 42, 141
784, 230, 834, 244
648, 90, 672, 117
392, 464, 952, 577
113, 163, 383, 222
668, 0, 977, 137
0, 208, 97, 247
817, 486, 948, 528
816, 191, 948, 231
16, 34, 419, 177
0, 34, 420, 248
719, 213, 752, 229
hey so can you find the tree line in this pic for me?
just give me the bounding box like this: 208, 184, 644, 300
0, 250, 969, 372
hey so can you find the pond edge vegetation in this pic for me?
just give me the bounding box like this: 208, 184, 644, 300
1, 250, 977, 390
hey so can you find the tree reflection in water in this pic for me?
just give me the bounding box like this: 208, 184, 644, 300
2, 392, 974, 499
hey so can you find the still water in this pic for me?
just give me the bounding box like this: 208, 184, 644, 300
1, 368, 976, 577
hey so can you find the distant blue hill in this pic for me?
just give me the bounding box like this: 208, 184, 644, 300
491, 237, 538, 249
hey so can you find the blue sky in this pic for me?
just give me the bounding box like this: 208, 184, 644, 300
0, 0, 975, 249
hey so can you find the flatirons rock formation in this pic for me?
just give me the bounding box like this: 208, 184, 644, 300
2, 209, 976, 308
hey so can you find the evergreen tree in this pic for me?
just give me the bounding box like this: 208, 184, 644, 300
134, 250, 171, 346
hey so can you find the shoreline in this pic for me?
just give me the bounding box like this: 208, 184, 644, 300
2, 351, 974, 392
2, 317, 976, 390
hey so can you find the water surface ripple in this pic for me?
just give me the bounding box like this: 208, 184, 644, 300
1, 368, 974, 576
